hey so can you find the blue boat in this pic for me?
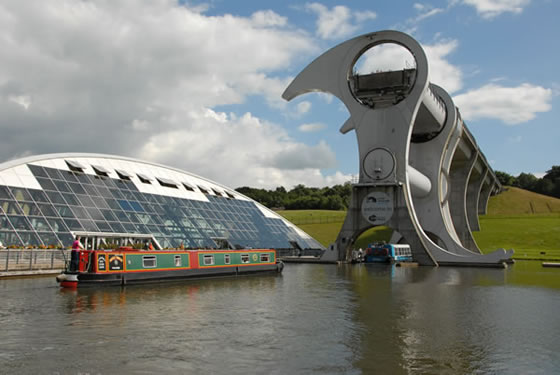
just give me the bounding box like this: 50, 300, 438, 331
363, 243, 413, 263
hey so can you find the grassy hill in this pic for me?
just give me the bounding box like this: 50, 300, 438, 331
277, 187, 560, 260
486, 186, 560, 215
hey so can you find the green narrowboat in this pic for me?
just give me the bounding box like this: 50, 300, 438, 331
56, 247, 283, 288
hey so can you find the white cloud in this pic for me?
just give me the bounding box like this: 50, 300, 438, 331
453, 83, 552, 124
355, 10, 378, 23
463, 0, 531, 19
305, 3, 376, 40
0, 1, 354, 188
8, 95, 31, 110
411, 3, 445, 22
140, 110, 340, 188
355, 44, 416, 73
424, 40, 463, 93
250, 10, 288, 27
296, 101, 312, 115
298, 122, 326, 132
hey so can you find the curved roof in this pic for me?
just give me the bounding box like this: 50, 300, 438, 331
0, 153, 321, 249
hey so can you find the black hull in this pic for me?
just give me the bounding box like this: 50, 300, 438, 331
66, 263, 283, 287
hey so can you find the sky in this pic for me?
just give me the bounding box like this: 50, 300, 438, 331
0, 0, 558, 189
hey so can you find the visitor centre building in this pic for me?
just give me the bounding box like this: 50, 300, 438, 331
0, 153, 323, 252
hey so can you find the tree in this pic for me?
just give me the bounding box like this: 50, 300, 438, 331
543, 166, 560, 181
495, 171, 515, 186
515, 172, 538, 191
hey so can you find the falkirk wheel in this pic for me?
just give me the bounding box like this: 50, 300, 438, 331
282, 30, 514, 267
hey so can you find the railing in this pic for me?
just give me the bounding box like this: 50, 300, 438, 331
277, 248, 325, 258
285, 216, 345, 225
0, 249, 71, 272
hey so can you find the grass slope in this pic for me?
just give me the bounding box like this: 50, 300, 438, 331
277, 187, 560, 260
486, 186, 560, 215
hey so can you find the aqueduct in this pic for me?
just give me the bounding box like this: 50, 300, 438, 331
283, 30, 513, 267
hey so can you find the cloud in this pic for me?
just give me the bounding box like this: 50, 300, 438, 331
0, 1, 353, 188
266, 139, 337, 170
250, 10, 288, 27
140, 111, 341, 188
298, 122, 326, 132
463, 0, 531, 19
424, 40, 463, 93
453, 83, 552, 124
355, 10, 378, 23
305, 3, 376, 40
296, 101, 312, 115
412, 3, 445, 22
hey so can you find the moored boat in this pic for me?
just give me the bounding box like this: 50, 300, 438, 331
56, 247, 283, 288
363, 243, 413, 264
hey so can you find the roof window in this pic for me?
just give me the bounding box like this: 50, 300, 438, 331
65, 160, 86, 172
92, 165, 110, 177
115, 169, 133, 180
157, 177, 178, 189
182, 182, 195, 192
137, 173, 153, 184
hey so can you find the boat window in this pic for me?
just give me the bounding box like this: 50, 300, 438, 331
224, 254, 231, 264
260, 254, 270, 262
203, 254, 214, 265
174, 255, 182, 267
241, 254, 250, 264
143, 255, 157, 268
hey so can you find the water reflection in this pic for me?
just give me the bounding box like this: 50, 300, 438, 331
1, 262, 559, 374
345, 262, 560, 374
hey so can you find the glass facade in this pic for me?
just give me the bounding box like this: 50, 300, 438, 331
0, 159, 323, 250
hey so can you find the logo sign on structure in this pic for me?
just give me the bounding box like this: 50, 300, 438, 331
361, 192, 394, 225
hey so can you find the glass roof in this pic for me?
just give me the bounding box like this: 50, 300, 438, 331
0, 163, 323, 251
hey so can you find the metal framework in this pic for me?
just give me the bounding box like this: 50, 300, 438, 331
283, 30, 513, 266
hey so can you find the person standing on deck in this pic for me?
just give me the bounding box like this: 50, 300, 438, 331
70, 236, 84, 271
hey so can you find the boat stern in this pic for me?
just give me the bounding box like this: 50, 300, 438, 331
56, 272, 79, 288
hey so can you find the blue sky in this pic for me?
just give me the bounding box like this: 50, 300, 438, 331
0, 0, 557, 188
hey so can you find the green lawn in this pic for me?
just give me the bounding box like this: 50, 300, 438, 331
277, 188, 560, 261
475, 214, 560, 260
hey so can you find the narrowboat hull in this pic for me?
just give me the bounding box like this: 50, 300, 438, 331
57, 248, 283, 288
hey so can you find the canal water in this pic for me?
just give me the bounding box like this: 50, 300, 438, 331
1, 261, 559, 374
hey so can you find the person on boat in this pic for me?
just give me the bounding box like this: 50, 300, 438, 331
70, 236, 84, 271
144, 241, 154, 250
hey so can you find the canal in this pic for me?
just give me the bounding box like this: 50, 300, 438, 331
1, 261, 559, 374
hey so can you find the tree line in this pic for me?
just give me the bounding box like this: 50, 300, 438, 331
236, 166, 560, 211
496, 166, 560, 199
235, 183, 352, 210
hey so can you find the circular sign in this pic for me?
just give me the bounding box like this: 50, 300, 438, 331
363, 148, 395, 180
361, 191, 394, 225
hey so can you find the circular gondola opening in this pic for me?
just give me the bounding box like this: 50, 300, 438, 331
349, 42, 417, 109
